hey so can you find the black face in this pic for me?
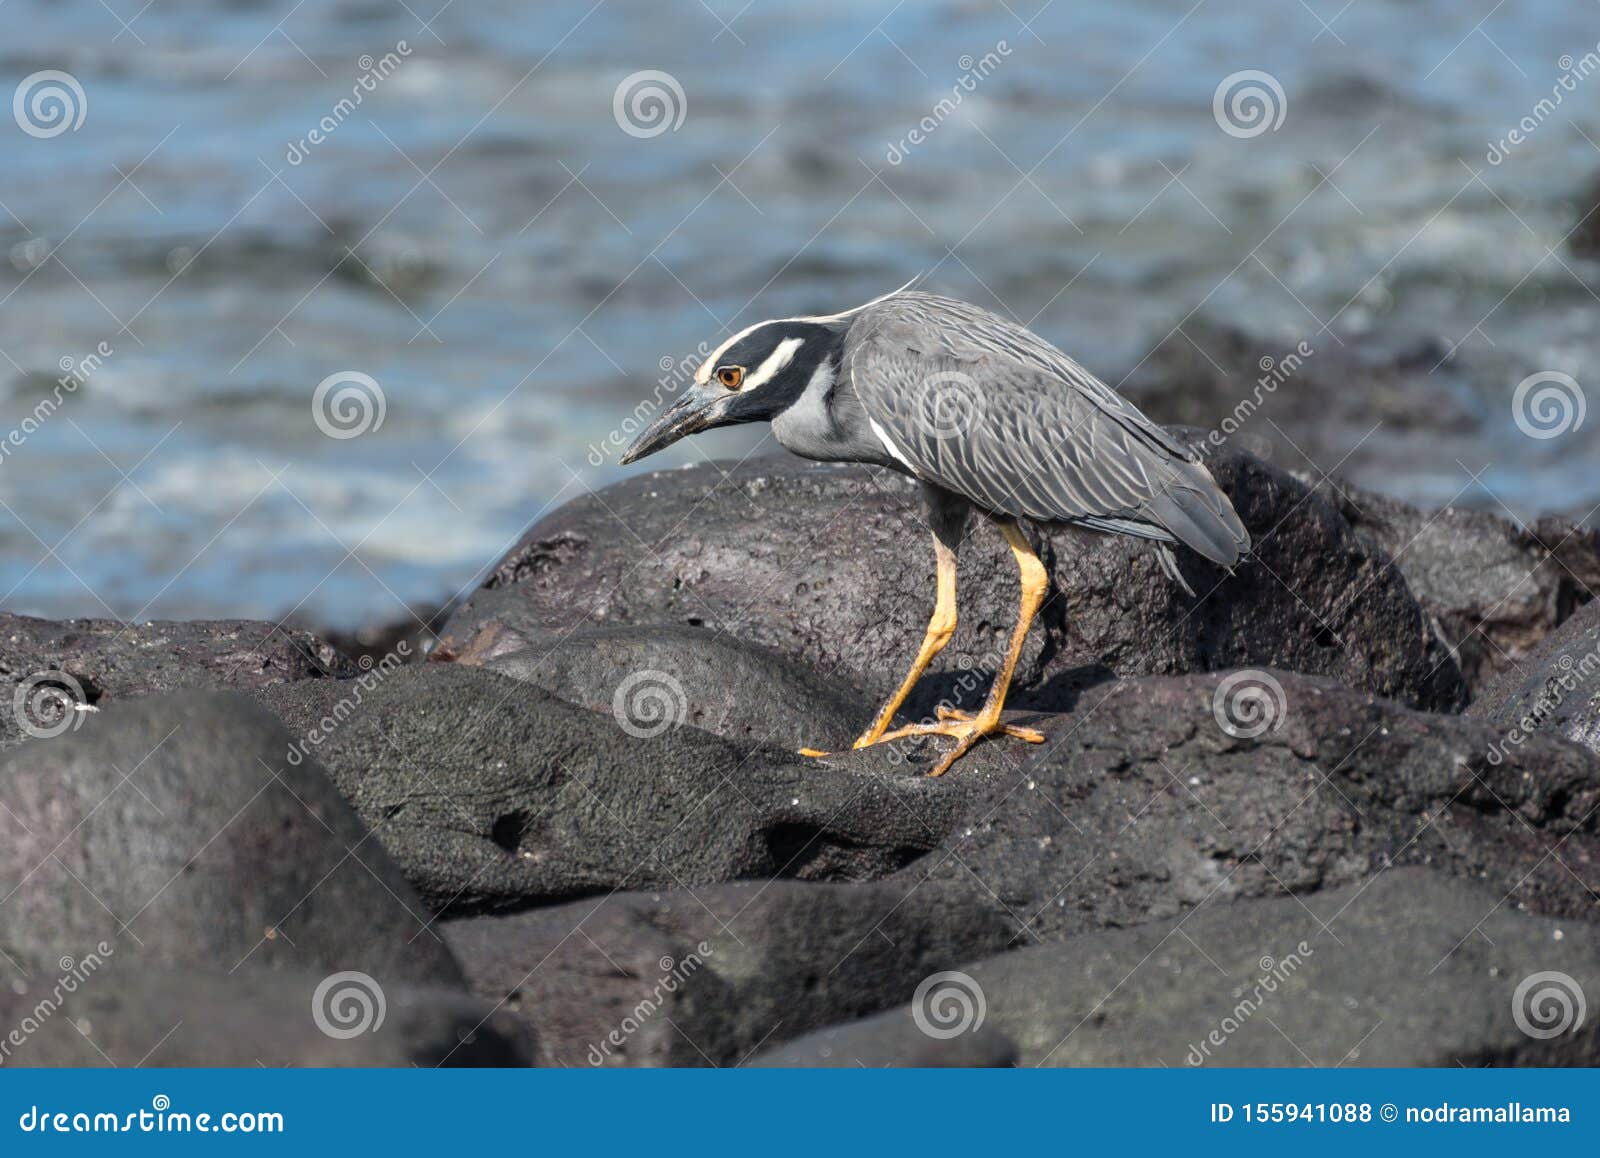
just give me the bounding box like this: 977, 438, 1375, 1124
619, 319, 843, 463
709, 321, 840, 423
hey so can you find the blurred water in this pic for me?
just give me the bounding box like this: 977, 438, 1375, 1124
1, 0, 1597, 627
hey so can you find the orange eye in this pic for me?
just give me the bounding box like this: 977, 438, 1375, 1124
717, 366, 744, 389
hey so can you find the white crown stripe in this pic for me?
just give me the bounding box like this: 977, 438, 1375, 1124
693, 278, 921, 384
741, 337, 806, 391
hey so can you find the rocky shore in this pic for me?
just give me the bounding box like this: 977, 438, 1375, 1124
2, 441, 1598, 1067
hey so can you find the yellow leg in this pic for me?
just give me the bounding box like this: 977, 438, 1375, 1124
856, 534, 960, 748
873, 522, 1049, 776
797, 534, 959, 758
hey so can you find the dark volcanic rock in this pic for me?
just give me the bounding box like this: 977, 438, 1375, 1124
0, 613, 350, 749
1327, 483, 1600, 695
0, 691, 458, 986
751, 1022, 1018, 1067
1119, 316, 1478, 472
443, 879, 1014, 1067
0, 965, 529, 1067
1469, 599, 1600, 759
441, 450, 1466, 720
454, 624, 873, 753
301, 601, 452, 668
1570, 170, 1600, 259
901, 671, 1600, 941
756, 870, 1600, 1067
256, 663, 997, 914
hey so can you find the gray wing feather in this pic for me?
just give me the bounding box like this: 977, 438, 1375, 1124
846, 293, 1250, 566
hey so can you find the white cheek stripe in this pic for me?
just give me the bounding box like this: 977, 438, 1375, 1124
741, 337, 805, 392
869, 418, 919, 473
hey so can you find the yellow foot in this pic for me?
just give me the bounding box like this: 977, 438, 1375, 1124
872, 708, 1045, 777
797, 747, 830, 758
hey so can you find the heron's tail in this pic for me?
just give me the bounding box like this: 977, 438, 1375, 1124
1148, 461, 1251, 568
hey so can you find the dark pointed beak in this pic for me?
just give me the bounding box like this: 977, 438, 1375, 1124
619, 384, 723, 465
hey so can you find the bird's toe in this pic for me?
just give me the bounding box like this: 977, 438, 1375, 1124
1002, 723, 1046, 743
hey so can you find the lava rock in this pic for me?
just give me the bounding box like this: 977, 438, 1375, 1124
900, 670, 1600, 941
1469, 599, 1600, 759
300, 601, 453, 668
1327, 483, 1600, 695
757, 870, 1600, 1067
0, 964, 529, 1067
255, 663, 998, 914
0, 691, 459, 986
450, 624, 874, 753
441, 450, 1466, 720
1119, 316, 1478, 472
1570, 170, 1600, 259
751, 1022, 1018, 1067
443, 879, 1014, 1067
0, 613, 350, 749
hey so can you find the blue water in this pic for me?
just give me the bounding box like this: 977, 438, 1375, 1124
2, 0, 1597, 627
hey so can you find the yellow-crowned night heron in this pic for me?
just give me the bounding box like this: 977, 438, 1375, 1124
620, 289, 1249, 775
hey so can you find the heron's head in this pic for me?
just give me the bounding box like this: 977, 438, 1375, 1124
619, 318, 845, 464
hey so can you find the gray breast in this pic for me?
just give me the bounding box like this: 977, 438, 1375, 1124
771, 357, 903, 471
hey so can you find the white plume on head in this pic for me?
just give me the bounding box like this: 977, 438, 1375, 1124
693, 277, 924, 384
